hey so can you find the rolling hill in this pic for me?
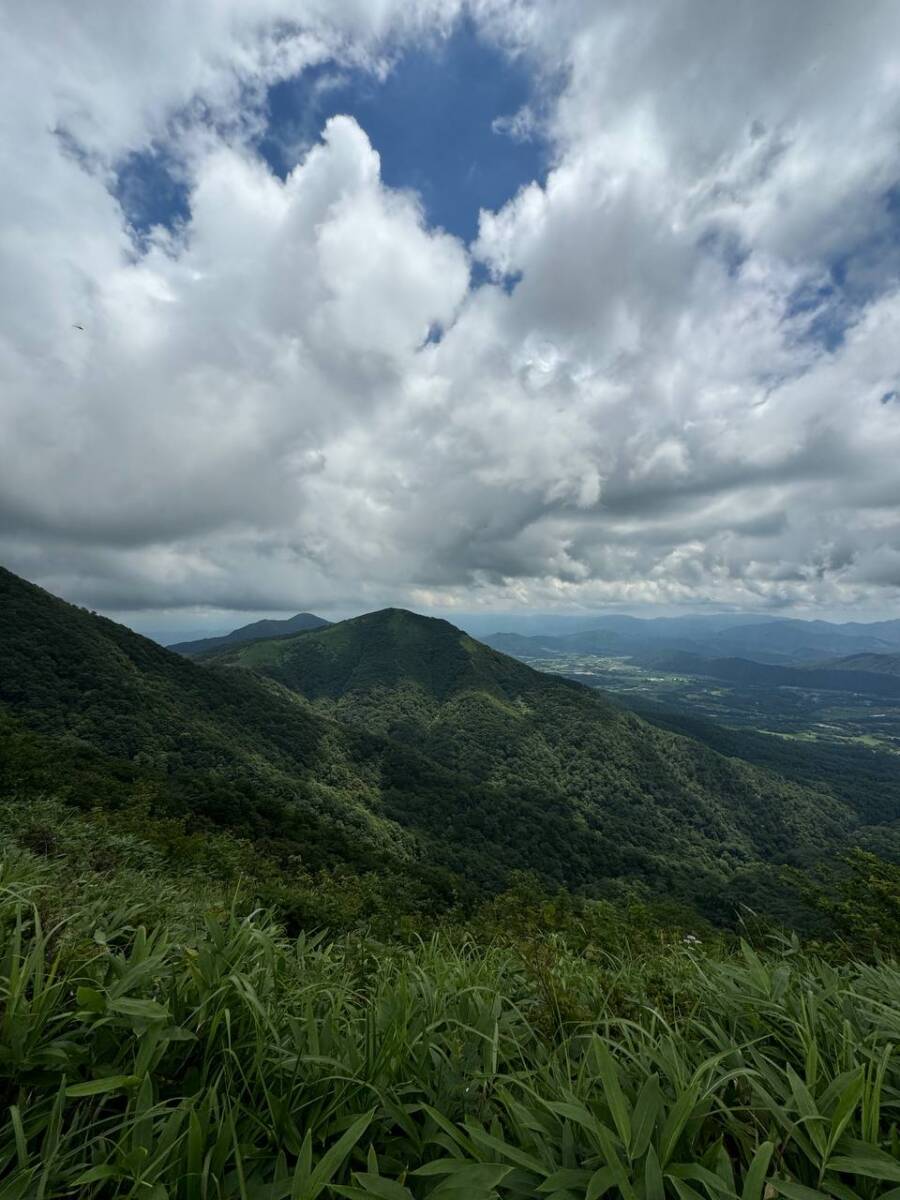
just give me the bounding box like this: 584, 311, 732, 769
168, 610, 331, 657
641, 651, 900, 701
482, 615, 900, 665
827, 652, 900, 677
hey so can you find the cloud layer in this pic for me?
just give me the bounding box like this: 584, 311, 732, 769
2, 0, 900, 619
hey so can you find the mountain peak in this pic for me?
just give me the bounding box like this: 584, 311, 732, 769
207, 604, 532, 702
168, 609, 331, 658
340, 607, 464, 634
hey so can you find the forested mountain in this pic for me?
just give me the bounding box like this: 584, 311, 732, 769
168, 610, 330, 657
707, 619, 900, 661
625, 701, 900, 836
0, 567, 422, 872
1, 564, 891, 915
203, 608, 864, 890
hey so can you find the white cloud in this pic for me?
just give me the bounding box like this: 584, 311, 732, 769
492, 105, 538, 142
2, 0, 900, 621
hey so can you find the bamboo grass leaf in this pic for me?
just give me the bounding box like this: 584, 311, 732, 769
66, 1074, 141, 1097
741, 1142, 774, 1200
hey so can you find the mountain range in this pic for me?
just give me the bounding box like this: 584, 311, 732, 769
482, 614, 900, 665
484, 625, 900, 703
2, 564, 898, 920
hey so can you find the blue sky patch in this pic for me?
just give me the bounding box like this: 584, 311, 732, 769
113, 143, 191, 241
259, 17, 551, 243
109, 18, 550, 250
780, 183, 900, 354
784, 278, 849, 353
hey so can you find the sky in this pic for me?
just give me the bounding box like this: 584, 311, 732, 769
2, 1, 900, 636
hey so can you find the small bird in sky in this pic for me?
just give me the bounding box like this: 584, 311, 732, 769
72, 323, 84, 330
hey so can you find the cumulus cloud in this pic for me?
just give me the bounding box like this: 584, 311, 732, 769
2, 0, 900, 621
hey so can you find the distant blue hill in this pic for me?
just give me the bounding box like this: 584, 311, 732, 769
168, 612, 331, 658
482, 614, 900, 666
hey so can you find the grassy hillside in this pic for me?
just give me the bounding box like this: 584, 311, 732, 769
0, 841, 897, 1198
3, 569, 900, 1194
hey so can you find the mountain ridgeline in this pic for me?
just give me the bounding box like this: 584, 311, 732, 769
201, 609, 874, 886
482, 615, 900, 665
0, 564, 894, 921
167, 610, 331, 657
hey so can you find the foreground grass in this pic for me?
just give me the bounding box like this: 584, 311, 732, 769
0, 852, 898, 1199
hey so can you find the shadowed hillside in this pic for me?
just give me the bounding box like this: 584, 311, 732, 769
0, 566, 421, 871
168, 610, 331, 657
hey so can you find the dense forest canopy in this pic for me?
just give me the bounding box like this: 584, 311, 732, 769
2, 565, 899, 929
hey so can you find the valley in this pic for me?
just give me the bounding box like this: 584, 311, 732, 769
515, 650, 900, 752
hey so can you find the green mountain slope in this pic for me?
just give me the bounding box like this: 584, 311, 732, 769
205, 609, 858, 887
620, 701, 900, 832
0, 566, 454, 876
1, 566, 881, 908
168, 611, 331, 657
208, 608, 530, 704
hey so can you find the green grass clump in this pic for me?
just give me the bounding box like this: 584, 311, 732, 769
1, 852, 898, 1199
